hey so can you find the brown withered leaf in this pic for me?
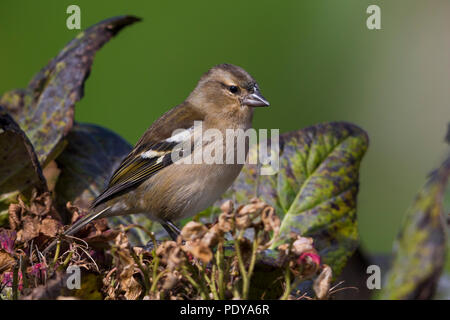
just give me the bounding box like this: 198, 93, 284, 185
42, 161, 61, 192
261, 206, 280, 234
201, 224, 223, 248
184, 240, 213, 264
218, 210, 234, 233
0, 249, 15, 272
11, 192, 62, 243
0, 109, 47, 217
17, 215, 40, 242
111, 231, 142, 299
313, 265, 333, 299
29, 192, 59, 218
40, 217, 62, 238
181, 221, 208, 241
120, 268, 142, 300
8, 203, 22, 230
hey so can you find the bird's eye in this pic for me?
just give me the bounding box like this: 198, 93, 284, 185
229, 85, 239, 94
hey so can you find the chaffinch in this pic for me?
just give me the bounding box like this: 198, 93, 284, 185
50, 63, 269, 246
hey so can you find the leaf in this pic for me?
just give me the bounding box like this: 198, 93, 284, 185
216, 122, 369, 276
379, 153, 450, 299
0, 108, 47, 225
55, 123, 131, 210
0, 15, 141, 167
0, 249, 15, 273
54, 122, 149, 245
9, 192, 62, 245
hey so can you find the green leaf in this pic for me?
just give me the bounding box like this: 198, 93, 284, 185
54, 122, 149, 246
379, 153, 450, 299
0, 107, 47, 225
0, 15, 141, 167
214, 122, 369, 277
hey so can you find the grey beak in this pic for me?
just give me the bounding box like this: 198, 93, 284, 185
243, 88, 270, 107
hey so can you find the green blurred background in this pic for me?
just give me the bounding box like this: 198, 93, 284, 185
1, 0, 449, 255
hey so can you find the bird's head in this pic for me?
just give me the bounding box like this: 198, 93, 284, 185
187, 64, 269, 121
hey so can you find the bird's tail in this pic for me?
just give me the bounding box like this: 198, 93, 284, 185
42, 206, 111, 255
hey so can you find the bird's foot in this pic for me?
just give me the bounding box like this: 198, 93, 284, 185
140, 240, 162, 252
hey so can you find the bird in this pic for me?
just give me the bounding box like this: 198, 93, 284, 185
44, 63, 269, 252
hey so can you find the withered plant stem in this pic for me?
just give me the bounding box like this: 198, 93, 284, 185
216, 242, 225, 300
233, 229, 259, 299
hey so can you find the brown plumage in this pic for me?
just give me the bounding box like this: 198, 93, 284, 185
45, 63, 269, 248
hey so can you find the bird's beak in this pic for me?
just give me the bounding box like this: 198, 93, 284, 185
243, 88, 270, 107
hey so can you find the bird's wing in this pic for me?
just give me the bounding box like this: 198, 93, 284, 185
91, 103, 203, 208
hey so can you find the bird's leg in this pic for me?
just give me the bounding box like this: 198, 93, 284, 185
141, 220, 180, 251
161, 219, 181, 241
142, 240, 161, 251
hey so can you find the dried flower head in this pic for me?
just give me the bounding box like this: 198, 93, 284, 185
181, 221, 208, 241
218, 211, 234, 233
292, 237, 314, 256
183, 239, 213, 263
261, 206, 280, 233
156, 241, 186, 270
8, 203, 22, 230
201, 224, 223, 248
220, 200, 234, 214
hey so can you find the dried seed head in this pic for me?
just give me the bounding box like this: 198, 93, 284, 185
261, 206, 280, 233
313, 264, 332, 299
114, 230, 130, 250
168, 247, 185, 270
40, 217, 62, 237
238, 198, 267, 216
292, 237, 314, 256
218, 211, 234, 233
156, 241, 177, 259
180, 221, 208, 241
8, 204, 22, 230
201, 224, 223, 248
235, 211, 252, 230
235, 198, 271, 230
156, 241, 185, 270
220, 200, 234, 214
162, 271, 180, 290
183, 240, 213, 263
